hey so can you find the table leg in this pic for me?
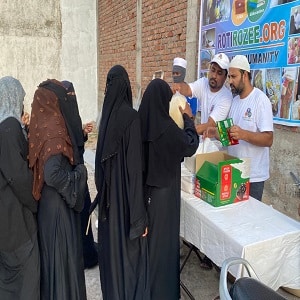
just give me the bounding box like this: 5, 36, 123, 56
180, 280, 196, 300
180, 240, 204, 299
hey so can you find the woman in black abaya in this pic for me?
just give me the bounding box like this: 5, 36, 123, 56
61, 80, 98, 269
138, 78, 199, 300
91, 65, 149, 300
29, 79, 87, 300
0, 76, 40, 300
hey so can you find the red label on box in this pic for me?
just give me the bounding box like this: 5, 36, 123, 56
194, 178, 201, 198
220, 165, 232, 200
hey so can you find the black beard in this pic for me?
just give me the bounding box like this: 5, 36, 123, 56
230, 84, 242, 95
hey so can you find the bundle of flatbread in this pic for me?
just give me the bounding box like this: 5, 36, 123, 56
169, 91, 187, 129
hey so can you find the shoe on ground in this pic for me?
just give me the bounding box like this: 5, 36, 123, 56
200, 255, 213, 270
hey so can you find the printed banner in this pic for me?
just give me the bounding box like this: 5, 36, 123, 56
199, 0, 300, 126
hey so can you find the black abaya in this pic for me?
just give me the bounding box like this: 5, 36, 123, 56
38, 154, 87, 300
81, 184, 98, 269
93, 65, 149, 300
146, 183, 181, 300
43, 79, 98, 269
138, 79, 199, 300
98, 118, 149, 300
29, 80, 88, 300
144, 120, 198, 300
0, 117, 40, 300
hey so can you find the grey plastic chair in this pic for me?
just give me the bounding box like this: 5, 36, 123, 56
219, 257, 286, 300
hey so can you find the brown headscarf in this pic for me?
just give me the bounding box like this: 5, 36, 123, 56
28, 79, 74, 200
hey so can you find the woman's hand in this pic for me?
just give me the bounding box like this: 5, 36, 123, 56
142, 227, 148, 237
83, 122, 93, 135
21, 112, 30, 127
203, 127, 218, 139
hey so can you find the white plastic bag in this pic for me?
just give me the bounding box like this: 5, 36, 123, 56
198, 137, 222, 154
184, 137, 222, 173
169, 91, 187, 129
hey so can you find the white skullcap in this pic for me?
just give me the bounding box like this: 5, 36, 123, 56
229, 55, 250, 72
173, 57, 187, 69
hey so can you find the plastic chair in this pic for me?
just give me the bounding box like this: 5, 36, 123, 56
219, 257, 287, 300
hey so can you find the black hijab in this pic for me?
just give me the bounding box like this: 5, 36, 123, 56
95, 65, 136, 193
61, 80, 85, 163
138, 78, 174, 142
138, 78, 186, 187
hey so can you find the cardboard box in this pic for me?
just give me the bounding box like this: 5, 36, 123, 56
194, 152, 250, 207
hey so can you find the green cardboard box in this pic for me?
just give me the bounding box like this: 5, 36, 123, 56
194, 152, 250, 207
216, 118, 239, 146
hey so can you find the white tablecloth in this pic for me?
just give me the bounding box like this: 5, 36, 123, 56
180, 191, 300, 290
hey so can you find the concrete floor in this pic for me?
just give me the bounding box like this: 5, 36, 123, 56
84, 149, 299, 300
84, 239, 298, 300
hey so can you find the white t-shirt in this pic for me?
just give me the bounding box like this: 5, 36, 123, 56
228, 88, 273, 182
189, 77, 232, 124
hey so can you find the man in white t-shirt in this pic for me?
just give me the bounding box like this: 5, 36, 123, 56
222, 55, 273, 201
173, 53, 232, 270
173, 53, 232, 135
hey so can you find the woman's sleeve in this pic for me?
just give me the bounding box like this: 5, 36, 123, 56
181, 113, 199, 157
0, 120, 37, 212
44, 154, 87, 212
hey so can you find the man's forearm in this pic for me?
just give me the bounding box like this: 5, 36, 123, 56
173, 82, 192, 97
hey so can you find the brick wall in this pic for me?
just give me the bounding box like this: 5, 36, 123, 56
98, 1, 188, 101
98, 1, 136, 96
141, 1, 187, 87
97, 1, 300, 220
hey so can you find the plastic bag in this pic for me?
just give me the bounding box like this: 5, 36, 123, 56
169, 91, 187, 129
184, 137, 222, 173
197, 137, 222, 154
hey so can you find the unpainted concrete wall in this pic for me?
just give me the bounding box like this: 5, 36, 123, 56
265, 127, 300, 220
0, 0, 97, 123
60, 0, 98, 124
